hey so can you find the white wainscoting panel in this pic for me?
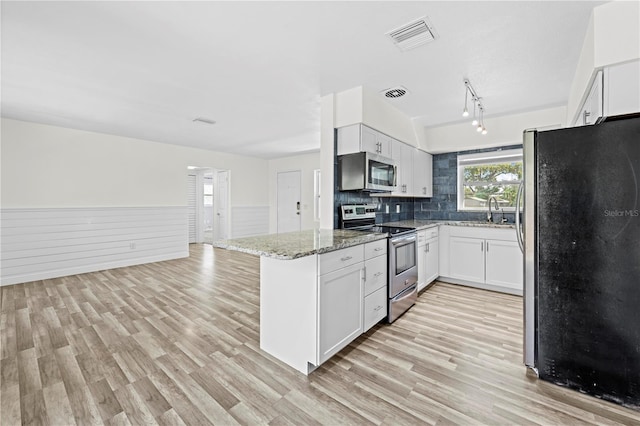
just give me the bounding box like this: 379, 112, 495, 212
1, 207, 189, 286
231, 206, 269, 238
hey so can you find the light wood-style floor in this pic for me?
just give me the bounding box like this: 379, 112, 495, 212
1, 244, 639, 425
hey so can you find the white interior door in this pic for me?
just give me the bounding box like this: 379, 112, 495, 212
203, 173, 214, 244
277, 170, 301, 233
215, 170, 229, 240
187, 174, 197, 243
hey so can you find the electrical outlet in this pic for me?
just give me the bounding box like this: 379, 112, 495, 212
396, 204, 400, 213
129, 242, 136, 250
385, 205, 389, 214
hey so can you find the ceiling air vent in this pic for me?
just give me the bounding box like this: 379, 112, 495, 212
386, 17, 437, 52
381, 86, 409, 99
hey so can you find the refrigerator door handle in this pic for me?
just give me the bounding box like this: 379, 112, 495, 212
515, 182, 524, 253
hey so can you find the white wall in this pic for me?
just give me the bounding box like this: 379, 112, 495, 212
1, 118, 269, 208
361, 86, 420, 148
567, 1, 640, 123
268, 152, 321, 233
422, 106, 567, 153
1, 118, 270, 284
320, 94, 335, 229
333, 85, 421, 147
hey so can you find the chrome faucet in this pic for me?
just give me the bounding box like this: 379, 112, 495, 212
487, 196, 500, 223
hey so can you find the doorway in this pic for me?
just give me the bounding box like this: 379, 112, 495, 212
214, 170, 230, 241
277, 170, 301, 233
187, 167, 229, 244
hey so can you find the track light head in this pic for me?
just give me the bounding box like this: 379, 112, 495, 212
462, 87, 469, 117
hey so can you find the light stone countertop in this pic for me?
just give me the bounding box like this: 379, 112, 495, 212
383, 219, 516, 230
214, 220, 515, 259
213, 229, 387, 260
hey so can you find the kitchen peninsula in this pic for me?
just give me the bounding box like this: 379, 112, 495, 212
214, 219, 521, 375
214, 228, 387, 374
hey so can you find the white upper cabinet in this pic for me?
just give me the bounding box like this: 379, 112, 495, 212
337, 124, 392, 158
573, 60, 640, 126
413, 149, 433, 198
605, 60, 640, 117
390, 140, 433, 198
575, 70, 603, 126
338, 123, 433, 198
391, 140, 414, 196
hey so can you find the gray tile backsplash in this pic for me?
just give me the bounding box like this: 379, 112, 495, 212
413, 144, 522, 223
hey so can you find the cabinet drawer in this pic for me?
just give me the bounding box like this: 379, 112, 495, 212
319, 245, 364, 275
364, 255, 387, 296
364, 239, 386, 259
424, 227, 438, 240
364, 286, 387, 332
417, 230, 427, 245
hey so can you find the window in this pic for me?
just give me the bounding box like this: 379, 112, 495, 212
457, 149, 522, 211
203, 176, 213, 206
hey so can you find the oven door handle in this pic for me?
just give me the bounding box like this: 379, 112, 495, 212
391, 234, 416, 247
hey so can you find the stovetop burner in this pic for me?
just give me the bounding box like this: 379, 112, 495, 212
340, 203, 416, 236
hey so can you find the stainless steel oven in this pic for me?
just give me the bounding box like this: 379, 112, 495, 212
340, 203, 418, 323
387, 231, 418, 323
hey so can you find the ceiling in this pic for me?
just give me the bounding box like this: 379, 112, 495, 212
1, 1, 604, 159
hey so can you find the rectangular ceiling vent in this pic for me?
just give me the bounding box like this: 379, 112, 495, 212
386, 17, 437, 52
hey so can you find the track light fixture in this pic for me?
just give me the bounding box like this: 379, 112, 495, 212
462, 87, 469, 117
463, 79, 487, 135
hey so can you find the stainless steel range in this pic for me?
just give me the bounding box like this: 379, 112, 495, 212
341, 204, 418, 323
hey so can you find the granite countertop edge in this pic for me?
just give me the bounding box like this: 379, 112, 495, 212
213, 232, 387, 260
383, 220, 516, 230
214, 221, 515, 259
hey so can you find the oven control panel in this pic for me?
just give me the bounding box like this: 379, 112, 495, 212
341, 204, 377, 221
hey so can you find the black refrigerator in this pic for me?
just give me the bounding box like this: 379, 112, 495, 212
518, 114, 640, 409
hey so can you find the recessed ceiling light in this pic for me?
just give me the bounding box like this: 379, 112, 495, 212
193, 117, 216, 125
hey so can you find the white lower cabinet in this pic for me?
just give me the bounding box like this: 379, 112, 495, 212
363, 239, 387, 332
318, 262, 364, 364
440, 226, 523, 295
417, 228, 439, 291
449, 236, 485, 282
484, 239, 522, 290
260, 239, 387, 375
363, 286, 387, 332
364, 254, 387, 296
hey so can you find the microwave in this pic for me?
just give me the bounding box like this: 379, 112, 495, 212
338, 152, 397, 192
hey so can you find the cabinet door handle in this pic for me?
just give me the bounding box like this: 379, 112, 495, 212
486, 241, 489, 252
374, 272, 383, 277
481, 241, 484, 251
341, 256, 352, 262
374, 247, 383, 252
374, 305, 383, 311
427, 243, 430, 253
